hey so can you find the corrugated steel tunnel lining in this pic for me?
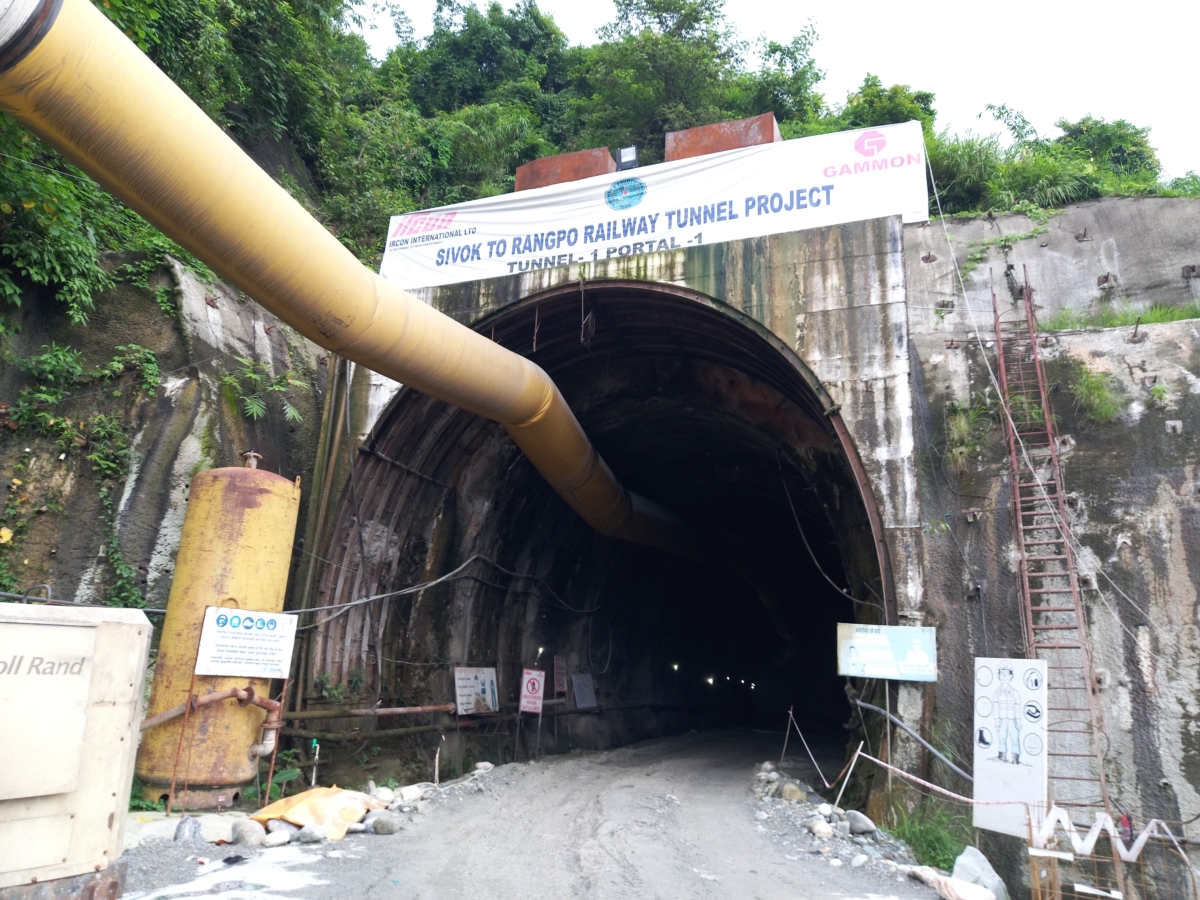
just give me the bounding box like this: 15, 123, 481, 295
309, 285, 884, 736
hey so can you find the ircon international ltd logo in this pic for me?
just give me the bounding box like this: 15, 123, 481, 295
854, 130, 887, 157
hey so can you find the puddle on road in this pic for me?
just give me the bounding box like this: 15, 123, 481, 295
122, 846, 328, 900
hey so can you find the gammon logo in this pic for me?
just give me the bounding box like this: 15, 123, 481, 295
854, 130, 887, 157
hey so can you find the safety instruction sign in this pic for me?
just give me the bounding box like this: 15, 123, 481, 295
836, 623, 937, 681
519, 668, 545, 714
454, 667, 499, 715
571, 673, 597, 710
554, 655, 567, 694
194, 607, 296, 678
380, 121, 928, 290
973, 657, 1047, 837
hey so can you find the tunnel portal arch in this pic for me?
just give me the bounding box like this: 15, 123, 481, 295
306, 280, 895, 739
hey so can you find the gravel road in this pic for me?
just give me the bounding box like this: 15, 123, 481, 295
123, 728, 942, 900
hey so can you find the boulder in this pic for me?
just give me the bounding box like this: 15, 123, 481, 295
173, 817, 203, 842
266, 819, 299, 835
809, 820, 834, 839
846, 810, 877, 834
953, 846, 1010, 900
231, 818, 266, 848
397, 785, 424, 803
346, 823, 367, 834
371, 814, 404, 835
263, 831, 291, 848
363, 809, 388, 824
296, 824, 328, 843
910, 865, 996, 900
780, 783, 807, 802
817, 803, 833, 818
474, 762, 494, 773
372, 787, 396, 804
836, 821, 851, 838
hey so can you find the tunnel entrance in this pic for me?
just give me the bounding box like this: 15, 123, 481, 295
311, 281, 890, 749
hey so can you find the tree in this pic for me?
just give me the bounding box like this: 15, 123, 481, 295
1053, 116, 1160, 178
571, 0, 746, 161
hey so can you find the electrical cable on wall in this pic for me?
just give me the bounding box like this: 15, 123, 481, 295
776, 456, 886, 619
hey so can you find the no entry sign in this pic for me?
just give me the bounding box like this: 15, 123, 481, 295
520, 668, 545, 714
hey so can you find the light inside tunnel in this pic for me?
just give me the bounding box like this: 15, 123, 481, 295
316, 282, 889, 749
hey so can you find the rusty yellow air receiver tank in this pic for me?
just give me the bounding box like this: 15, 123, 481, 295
135, 465, 300, 804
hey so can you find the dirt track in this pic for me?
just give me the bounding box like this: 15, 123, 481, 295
126, 729, 941, 900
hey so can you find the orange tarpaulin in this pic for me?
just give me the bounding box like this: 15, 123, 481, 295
251, 786, 386, 840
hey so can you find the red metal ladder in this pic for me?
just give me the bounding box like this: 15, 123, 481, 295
992, 273, 1116, 826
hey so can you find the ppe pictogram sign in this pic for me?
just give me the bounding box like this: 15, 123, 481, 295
519, 668, 545, 714
195, 606, 296, 678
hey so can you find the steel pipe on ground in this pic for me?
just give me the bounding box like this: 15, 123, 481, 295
0, 0, 702, 561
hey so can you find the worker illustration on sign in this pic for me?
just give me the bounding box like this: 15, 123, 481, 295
994, 666, 1022, 764
904, 638, 930, 668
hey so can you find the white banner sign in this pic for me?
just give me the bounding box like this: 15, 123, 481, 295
380, 121, 928, 290
836, 623, 937, 682
454, 666, 499, 715
194, 607, 297, 679
973, 657, 1047, 838
519, 668, 545, 714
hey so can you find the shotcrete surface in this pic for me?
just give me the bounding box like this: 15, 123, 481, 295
121, 730, 938, 900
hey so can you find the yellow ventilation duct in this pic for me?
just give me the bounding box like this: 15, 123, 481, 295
0, 0, 700, 559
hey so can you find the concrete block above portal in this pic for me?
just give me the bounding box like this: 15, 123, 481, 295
665, 113, 782, 162
515, 148, 617, 191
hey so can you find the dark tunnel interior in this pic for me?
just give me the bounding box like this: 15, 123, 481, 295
318, 282, 888, 747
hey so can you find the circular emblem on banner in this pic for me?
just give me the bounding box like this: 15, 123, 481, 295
605, 177, 646, 210
229, 615, 241, 629
216, 614, 229, 628
243, 616, 255, 629
255, 617, 266, 630
267, 618, 277, 631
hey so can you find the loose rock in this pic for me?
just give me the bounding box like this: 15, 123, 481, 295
372, 786, 396, 804
475, 762, 494, 773
836, 821, 851, 838
829, 858, 843, 867
372, 814, 404, 835
173, 817, 203, 843
953, 846, 1010, 900
809, 821, 833, 839
231, 818, 266, 848
846, 810, 877, 834
851, 853, 869, 868
263, 831, 291, 848
296, 824, 328, 843
817, 803, 832, 818
397, 785, 423, 804
780, 783, 806, 802
266, 819, 299, 835
346, 823, 367, 834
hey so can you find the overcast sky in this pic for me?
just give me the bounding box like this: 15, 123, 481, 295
353, 0, 1199, 179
